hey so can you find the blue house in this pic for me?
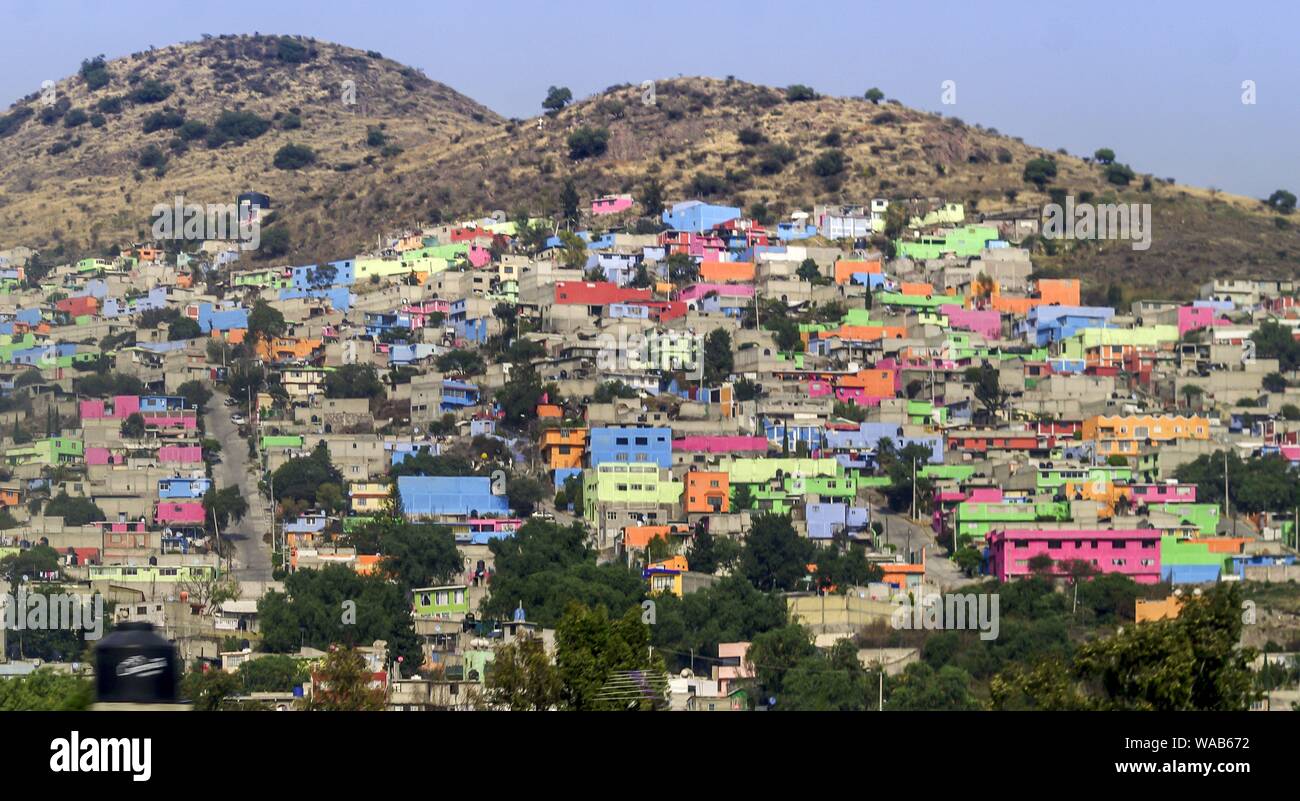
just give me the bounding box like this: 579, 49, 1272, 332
588, 426, 672, 468
763, 419, 825, 453
806, 503, 870, 539
1019, 305, 1115, 347
397, 476, 509, 519
195, 303, 249, 334
824, 423, 945, 464
662, 200, 741, 233
158, 477, 212, 499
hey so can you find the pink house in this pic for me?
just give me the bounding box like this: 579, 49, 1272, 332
715, 642, 755, 696
79, 394, 141, 421
679, 283, 755, 303
987, 528, 1161, 584
672, 435, 769, 454
592, 194, 634, 216
159, 445, 203, 464
155, 501, 205, 525
1177, 305, 1230, 337
85, 447, 125, 466
466, 245, 492, 268
1130, 483, 1197, 505
940, 305, 1002, 340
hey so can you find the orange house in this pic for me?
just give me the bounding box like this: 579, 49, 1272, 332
699, 261, 755, 283
1136, 596, 1184, 623
879, 561, 926, 591
1037, 278, 1081, 306
834, 259, 882, 285
540, 427, 587, 470
1082, 414, 1210, 457
623, 523, 690, 550
256, 336, 323, 362
1188, 537, 1249, 554
831, 324, 907, 342
988, 288, 1040, 315
900, 281, 935, 297
685, 471, 730, 513
0, 486, 20, 507
838, 369, 895, 399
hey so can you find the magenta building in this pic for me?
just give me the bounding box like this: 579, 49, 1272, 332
987, 528, 1162, 584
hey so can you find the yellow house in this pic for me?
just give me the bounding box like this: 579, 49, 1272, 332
349, 482, 391, 514
645, 555, 690, 597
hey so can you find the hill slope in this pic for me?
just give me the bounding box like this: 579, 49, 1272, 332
0, 34, 501, 260
2, 45, 1296, 296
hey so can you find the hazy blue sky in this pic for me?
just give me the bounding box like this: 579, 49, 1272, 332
2, 0, 1296, 199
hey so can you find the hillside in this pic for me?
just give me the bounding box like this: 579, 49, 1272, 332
2, 42, 1297, 296
0, 34, 501, 261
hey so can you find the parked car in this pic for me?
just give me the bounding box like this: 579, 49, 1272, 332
230, 413, 247, 425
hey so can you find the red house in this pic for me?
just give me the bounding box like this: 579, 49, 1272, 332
554, 282, 652, 306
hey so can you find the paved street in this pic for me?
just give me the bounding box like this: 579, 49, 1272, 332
205, 390, 274, 584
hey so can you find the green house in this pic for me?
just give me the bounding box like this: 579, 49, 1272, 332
412, 585, 470, 619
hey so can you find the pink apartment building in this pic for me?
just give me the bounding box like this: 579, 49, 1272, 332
987, 528, 1161, 584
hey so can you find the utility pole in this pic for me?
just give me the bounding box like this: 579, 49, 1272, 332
910, 456, 917, 520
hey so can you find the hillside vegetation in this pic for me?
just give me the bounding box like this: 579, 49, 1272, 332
1, 39, 1297, 295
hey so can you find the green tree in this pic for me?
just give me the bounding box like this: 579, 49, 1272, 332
1104, 162, 1136, 186
864, 87, 884, 104
482, 520, 643, 626
304, 646, 388, 711
1093, 148, 1116, 164
167, 316, 202, 342
258, 565, 422, 671
785, 84, 818, 102
556, 604, 666, 710
506, 475, 549, 517
702, 328, 734, 384
886, 662, 980, 710
964, 363, 1011, 421
182, 663, 242, 711
567, 127, 610, 160
746, 623, 818, 702
271, 441, 342, 505
323, 363, 385, 400
0, 669, 93, 710
246, 301, 286, 347
239, 654, 306, 693
43, 493, 105, 526
991, 584, 1257, 711
204, 486, 249, 533
780, 640, 874, 711
639, 177, 665, 219
119, 412, 146, 439
560, 179, 580, 227
1022, 157, 1058, 189
1266, 189, 1296, 215
542, 85, 573, 114
740, 513, 815, 592
484, 636, 562, 710
273, 143, 317, 170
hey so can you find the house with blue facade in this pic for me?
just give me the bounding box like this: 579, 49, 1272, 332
195, 303, 249, 334
662, 201, 742, 233
158, 477, 212, 499
806, 503, 870, 539
397, 476, 510, 519
1020, 305, 1115, 347
588, 426, 672, 468
824, 422, 945, 463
